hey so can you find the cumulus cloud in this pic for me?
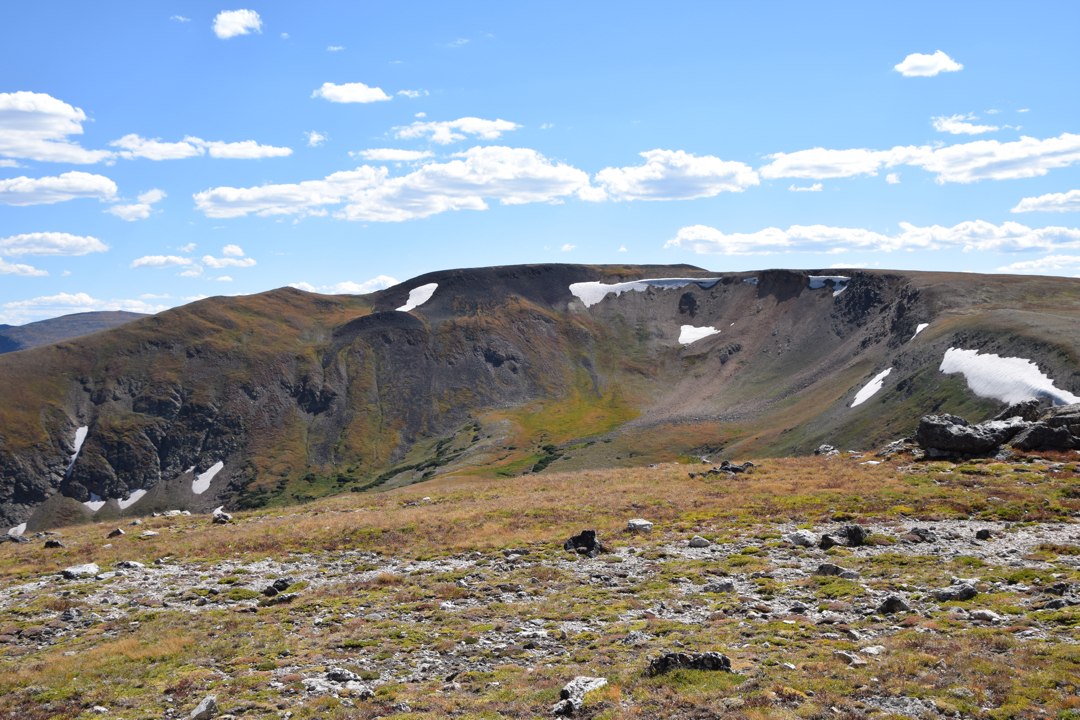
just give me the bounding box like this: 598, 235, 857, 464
0, 171, 117, 206
933, 113, 999, 135
288, 275, 399, 294
0, 292, 169, 324
178, 243, 196, 253
759, 133, 1080, 184
1011, 189, 1080, 213
107, 188, 165, 221
351, 149, 433, 162
0, 159, 21, 168
595, 149, 759, 201
311, 82, 391, 103
130, 255, 196, 269
0, 258, 48, 276
894, 50, 963, 77
397, 89, 428, 98
202, 254, 255, 268
110, 135, 291, 160
0, 232, 109, 256
213, 9, 262, 39
170, 15, 191, 22
996, 255, 1080, 275
305, 131, 328, 147
195, 146, 595, 222
393, 117, 520, 145
216, 276, 233, 281
222, 244, 244, 257
665, 220, 1080, 255
789, 183, 823, 192
886, 173, 901, 184
0, 91, 114, 164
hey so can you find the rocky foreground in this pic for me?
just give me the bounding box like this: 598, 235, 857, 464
2, 453, 1079, 719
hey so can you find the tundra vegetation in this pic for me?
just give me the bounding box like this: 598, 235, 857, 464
2, 449, 1079, 719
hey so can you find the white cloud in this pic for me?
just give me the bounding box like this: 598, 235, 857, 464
107, 188, 166, 221
327, 46, 344, 52
196, 138, 292, 159
195, 146, 595, 222
1019, 108, 1030, 113
352, 148, 433, 162
281, 32, 289, 39
886, 173, 901, 184
288, 275, 399, 294
996, 255, 1080, 275
178, 268, 203, 277
397, 89, 428, 98
894, 50, 963, 77
213, 9, 262, 39
594, 149, 759, 201
0, 258, 48, 276
830, 262, 869, 268
393, 117, 520, 145
0, 171, 117, 205
178, 243, 196, 252
666, 220, 1080, 255
305, 131, 328, 147
444, 39, 469, 48
130, 255, 195, 269
202, 254, 255, 268
0, 91, 114, 164
0, 232, 109, 256
759, 133, 1080, 184
788, 183, 822, 192
110, 134, 203, 160
311, 82, 391, 104
170, 15, 191, 22
561, 244, 576, 251
933, 113, 998, 135
216, 276, 233, 281
618, 245, 627, 252
986, 109, 1000, 115
139, 293, 171, 299
1011, 189, 1080, 213
0, 159, 21, 168
541, 123, 553, 130
220, 245, 243, 257
0, 292, 170, 324
415, 112, 426, 118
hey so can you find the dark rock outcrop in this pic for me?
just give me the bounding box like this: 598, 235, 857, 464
647, 651, 733, 676
564, 530, 603, 558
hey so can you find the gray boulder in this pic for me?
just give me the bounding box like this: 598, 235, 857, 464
784, 529, 818, 547
993, 399, 1043, 422
814, 563, 860, 580
931, 583, 977, 602
1010, 424, 1077, 450
61, 563, 100, 579
189, 695, 217, 720
877, 595, 909, 614
916, 414, 1029, 453
1038, 402, 1080, 430
702, 580, 735, 593
552, 676, 608, 715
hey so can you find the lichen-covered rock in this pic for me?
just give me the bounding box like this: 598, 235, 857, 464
552, 676, 608, 715
916, 414, 1029, 453
647, 651, 733, 676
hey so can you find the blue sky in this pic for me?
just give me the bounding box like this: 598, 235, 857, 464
2, 1, 1079, 324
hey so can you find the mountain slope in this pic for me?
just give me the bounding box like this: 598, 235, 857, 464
3, 263, 1080, 530
0, 311, 148, 354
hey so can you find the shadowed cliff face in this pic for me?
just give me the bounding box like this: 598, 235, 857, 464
3, 263, 1080, 530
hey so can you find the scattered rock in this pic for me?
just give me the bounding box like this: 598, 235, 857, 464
916, 414, 1030, 454
189, 695, 217, 720
975, 529, 992, 541
326, 667, 361, 682
702, 581, 735, 593
107, 528, 124, 538
1044, 582, 1070, 596
840, 524, 867, 547
647, 651, 733, 676
833, 650, 867, 667
212, 506, 232, 524
876, 595, 909, 614
931, 583, 978, 602
784, 529, 818, 547
626, 519, 653, 533
116, 560, 144, 569
141, 531, 159, 537
814, 563, 860, 580
818, 534, 837, 550
61, 563, 99, 579
563, 530, 603, 558
993, 399, 1043, 422
860, 645, 886, 656
552, 676, 608, 715
44, 539, 65, 549
970, 609, 1001, 622
815, 444, 839, 457
688, 535, 711, 548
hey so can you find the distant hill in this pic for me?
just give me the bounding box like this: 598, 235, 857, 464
3, 263, 1080, 532
0, 311, 148, 354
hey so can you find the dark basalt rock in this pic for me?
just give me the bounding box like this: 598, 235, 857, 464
915, 414, 1030, 454
563, 530, 603, 558
841, 524, 867, 547
1010, 424, 1078, 451
647, 651, 733, 676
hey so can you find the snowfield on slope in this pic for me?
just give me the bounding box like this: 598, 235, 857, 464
569, 278, 720, 308
66, 426, 88, 477
940, 348, 1080, 406
192, 461, 225, 495
397, 283, 438, 312
808, 276, 850, 296
852, 368, 892, 407
679, 325, 720, 345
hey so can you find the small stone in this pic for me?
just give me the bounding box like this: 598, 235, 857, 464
931, 584, 977, 602
92, 707, 108, 714
975, 529, 992, 541
814, 563, 858, 580
876, 595, 909, 615
702, 581, 735, 593
128, 519, 143, 526
326, 667, 361, 682
44, 539, 65, 548
688, 535, 711, 548
116, 560, 144, 569
189, 695, 217, 720
784, 529, 818, 547
627, 519, 654, 533
970, 609, 1001, 622
860, 645, 886, 656
834, 650, 867, 667
141, 530, 159, 537
107, 528, 124, 538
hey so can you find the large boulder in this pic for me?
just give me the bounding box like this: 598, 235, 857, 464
564, 530, 603, 558
915, 414, 1029, 454
1039, 403, 1080, 432
1010, 424, 1078, 450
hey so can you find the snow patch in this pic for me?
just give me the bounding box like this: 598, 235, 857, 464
940, 348, 1080, 406
192, 461, 224, 495
83, 493, 106, 512
743, 277, 758, 285
808, 275, 850, 296
852, 368, 892, 407
7, 523, 26, 537
679, 325, 720, 345
396, 283, 438, 312
185, 465, 196, 474
117, 489, 147, 510
66, 426, 88, 477
569, 277, 720, 308
912, 323, 929, 340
